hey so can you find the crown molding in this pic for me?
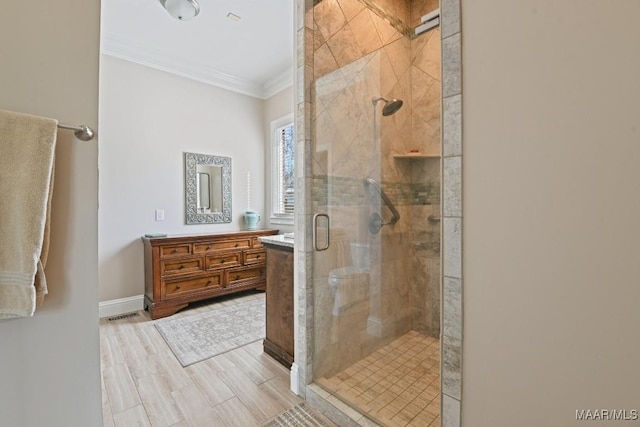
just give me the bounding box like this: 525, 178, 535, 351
101, 32, 291, 99
263, 67, 294, 99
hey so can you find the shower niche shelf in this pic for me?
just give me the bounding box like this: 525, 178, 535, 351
393, 153, 441, 159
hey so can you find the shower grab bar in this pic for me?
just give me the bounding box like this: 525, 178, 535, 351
364, 178, 400, 225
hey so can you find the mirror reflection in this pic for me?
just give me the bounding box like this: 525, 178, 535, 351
196, 165, 222, 213
184, 152, 231, 224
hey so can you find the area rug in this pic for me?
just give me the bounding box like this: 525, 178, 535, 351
263, 402, 334, 427
154, 296, 265, 367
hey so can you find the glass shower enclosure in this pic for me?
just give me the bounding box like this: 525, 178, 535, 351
305, 1, 443, 425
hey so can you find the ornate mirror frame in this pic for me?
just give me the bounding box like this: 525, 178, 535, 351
184, 152, 232, 224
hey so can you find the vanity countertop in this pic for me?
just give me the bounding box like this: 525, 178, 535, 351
259, 234, 294, 249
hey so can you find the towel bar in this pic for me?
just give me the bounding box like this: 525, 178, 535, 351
57, 123, 95, 141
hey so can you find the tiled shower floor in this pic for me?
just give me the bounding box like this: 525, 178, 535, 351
316, 331, 440, 427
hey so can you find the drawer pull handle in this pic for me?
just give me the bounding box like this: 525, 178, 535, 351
178, 264, 184, 269
220, 259, 225, 263
206, 246, 211, 250
172, 249, 178, 253
176, 285, 181, 290
256, 255, 261, 258
235, 275, 240, 280
235, 243, 239, 247
206, 280, 212, 286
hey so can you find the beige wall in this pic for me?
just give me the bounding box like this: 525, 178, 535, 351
99, 55, 269, 303
461, 1, 640, 426
0, 1, 102, 426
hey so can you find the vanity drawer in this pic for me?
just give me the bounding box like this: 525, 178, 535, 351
163, 274, 222, 299
160, 244, 191, 258
194, 238, 252, 253
225, 266, 265, 286
251, 237, 264, 248
161, 257, 203, 276
243, 249, 266, 266
206, 252, 242, 270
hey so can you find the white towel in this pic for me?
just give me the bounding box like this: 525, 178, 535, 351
0, 110, 57, 319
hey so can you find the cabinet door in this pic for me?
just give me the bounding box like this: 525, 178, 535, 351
265, 248, 294, 357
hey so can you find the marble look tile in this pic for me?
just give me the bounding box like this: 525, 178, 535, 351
413, 28, 441, 81
383, 36, 411, 84
378, 48, 399, 97
306, 63, 313, 101
442, 394, 461, 427
326, 24, 362, 68
369, 8, 400, 46
314, 0, 347, 41
349, 10, 383, 57
298, 27, 306, 68
412, 116, 440, 155
337, 0, 365, 22
314, 24, 326, 51
314, 43, 339, 80
315, 67, 348, 111
411, 65, 438, 104
442, 335, 462, 400
443, 156, 462, 217
413, 80, 441, 131
296, 0, 305, 31
441, 0, 461, 39
296, 65, 304, 105
442, 33, 461, 98
443, 277, 462, 340
443, 217, 461, 278
443, 94, 462, 157
372, 0, 410, 26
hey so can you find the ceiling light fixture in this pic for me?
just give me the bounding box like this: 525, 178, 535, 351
164, 0, 200, 21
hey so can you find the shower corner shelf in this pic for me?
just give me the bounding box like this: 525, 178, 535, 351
393, 153, 441, 159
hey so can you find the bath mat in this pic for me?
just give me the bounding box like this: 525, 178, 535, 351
263, 402, 335, 427
154, 296, 265, 367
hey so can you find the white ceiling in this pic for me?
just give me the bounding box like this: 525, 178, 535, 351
101, 0, 294, 99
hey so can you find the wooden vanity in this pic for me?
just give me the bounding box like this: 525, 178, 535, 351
142, 229, 278, 319
260, 235, 295, 368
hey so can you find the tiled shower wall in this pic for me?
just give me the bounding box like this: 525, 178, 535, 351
308, 0, 442, 380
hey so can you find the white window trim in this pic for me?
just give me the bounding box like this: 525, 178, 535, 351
270, 113, 295, 225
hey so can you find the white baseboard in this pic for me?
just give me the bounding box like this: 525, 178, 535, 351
99, 295, 144, 318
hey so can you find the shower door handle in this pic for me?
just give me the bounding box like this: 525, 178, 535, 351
313, 213, 330, 251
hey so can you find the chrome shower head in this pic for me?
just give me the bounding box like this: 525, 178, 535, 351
372, 97, 404, 116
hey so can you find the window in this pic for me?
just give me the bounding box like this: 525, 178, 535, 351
270, 114, 295, 224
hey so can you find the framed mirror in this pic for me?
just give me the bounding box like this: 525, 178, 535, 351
184, 152, 231, 224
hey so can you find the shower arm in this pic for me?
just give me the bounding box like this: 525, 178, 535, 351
364, 178, 400, 225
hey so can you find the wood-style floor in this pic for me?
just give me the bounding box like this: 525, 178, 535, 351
99, 291, 305, 427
